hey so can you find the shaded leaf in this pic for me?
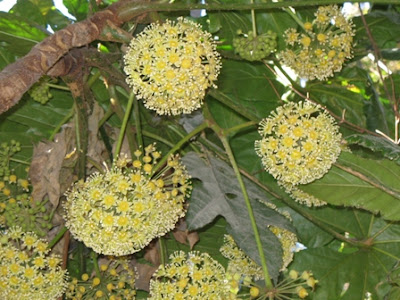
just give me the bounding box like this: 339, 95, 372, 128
182, 151, 295, 280
299, 152, 400, 221
346, 134, 400, 164
208, 11, 251, 45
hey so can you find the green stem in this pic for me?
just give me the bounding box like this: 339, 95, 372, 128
142, 130, 175, 148
87, 156, 105, 173
9, 158, 30, 165
118, 1, 400, 21
49, 107, 74, 141
108, 85, 138, 155
250, 0, 257, 38
87, 70, 101, 88
92, 251, 101, 277
151, 122, 208, 176
46, 83, 70, 91
98, 105, 114, 128
225, 121, 257, 136
220, 134, 273, 289
115, 92, 135, 158
159, 237, 167, 266
133, 95, 143, 150
282, 7, 306, 31
48, 226, 68, 249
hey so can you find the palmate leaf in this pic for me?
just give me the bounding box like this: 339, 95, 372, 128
290, 210, 400, 300
182, 151, 295, 280
299, 151, 400, 221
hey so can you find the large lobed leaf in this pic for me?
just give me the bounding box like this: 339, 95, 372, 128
299, 151, 400, 221
290, 212, 400, 300
182, 151, 295, 280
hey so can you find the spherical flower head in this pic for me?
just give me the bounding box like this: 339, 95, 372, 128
124, 17, 221, 115
149, 251, 231, 299
233, 30, 277, 61
279, 5, 355, 81
255, 101, 342, 185
0, 177, 52, 237
65, 257, 136, 300
220, 235, 264, 281
0, 227, 68, 300
63, 144, 191, 256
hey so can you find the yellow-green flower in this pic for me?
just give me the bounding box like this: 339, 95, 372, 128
124, 17, 221, 115
0, 227, 68, 300
255, 101, 342, 185
279, 5, 354, 81
220, 235, 264, 281
149, 251, 231, 299
65, 257, 136, 300
283, 184, 327, 207
269, 225, 298, 271
63, 144, 191, 256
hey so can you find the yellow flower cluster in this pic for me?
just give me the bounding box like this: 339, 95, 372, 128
65, 258, 136, 300
279, 5, 354, 81
219, 235, 264, 281
283, 185, 327, 207
0, 176, 52, 237
124, 17, 221, 115
269, 226, 298, 271
0, 227, 68, 300
63, 144, 191, 256
255, 101, 342, 186
148, 251, 231, 299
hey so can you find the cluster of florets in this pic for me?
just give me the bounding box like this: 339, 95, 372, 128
269, 225, 298, 271
0, 175, 52, 236
279, 5, 354, 81
124, 17, 221, 115
148, 251, 231, 299
283, 185, 327, 207
65, 258, 136, 300
64, 144, 191, 256
0, 227, 68, 300
0, 140, 21, 178
255, 101, 342, 186
279, 269, 318, 299
29, 77, 52, 104
233, 30, 277, 61
220, 234, 264, 281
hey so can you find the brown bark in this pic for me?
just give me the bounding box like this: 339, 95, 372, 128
0, 0, 135, 114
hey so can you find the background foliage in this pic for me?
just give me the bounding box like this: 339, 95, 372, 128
0, 0, 400, 299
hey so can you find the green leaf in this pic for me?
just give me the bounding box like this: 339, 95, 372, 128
256, 10, 298, 51
63, 0, 88, 21
208, 11, 251, 46
346, 134, 400, 164
0, 12, 47, 56
0, 89, 73, 141
210, 59, 285, 127
182, 151, 295, 280
299, 152, 400, 221
307, 82, 366, 129
353, 11, 400, 54
290, 215, 400, 300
